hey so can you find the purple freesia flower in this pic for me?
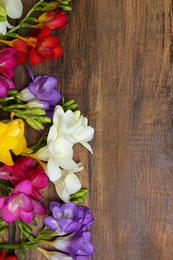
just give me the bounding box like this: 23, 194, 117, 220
0, 180, 46, 223
44, 202, 94, 235
48, 228, 94, 260
20, 67, 62, 110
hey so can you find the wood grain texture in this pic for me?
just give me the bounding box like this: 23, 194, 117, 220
1, 0, 173, 259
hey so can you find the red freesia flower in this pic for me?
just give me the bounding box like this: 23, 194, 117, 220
0, 250, 18, 260
28, 28, 63, 65
33, 11, 68, 30
0, 28, 63, 65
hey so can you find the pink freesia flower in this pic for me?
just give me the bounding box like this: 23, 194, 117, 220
0, 48, 17, 97
0, 76, 16, 97
0, 48, 17, 79
0, 180, 46, 223
0, 157, 49, 199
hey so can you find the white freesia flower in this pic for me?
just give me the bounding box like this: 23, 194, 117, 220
53, 105, 95, 153
34, 137, 78, 182
35, 105, 94, 181
0, 0, 23, 35
54, 165, 83, 202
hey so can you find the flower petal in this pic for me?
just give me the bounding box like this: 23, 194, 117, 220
4, 0, 23, 19
15, 180, 32, 195
65, 174, 81, 195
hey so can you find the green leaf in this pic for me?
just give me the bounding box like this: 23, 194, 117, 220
18, 220, 32, 233
22, 230, 35, 243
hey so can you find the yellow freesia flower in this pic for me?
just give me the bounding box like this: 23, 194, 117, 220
0, 119, 32, 165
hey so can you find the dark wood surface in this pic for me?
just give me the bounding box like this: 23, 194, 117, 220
2, 0, 173, 259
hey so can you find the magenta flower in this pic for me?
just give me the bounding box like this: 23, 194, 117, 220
0, 180, 46, 223
0, 48, 17, 79
19, 68, 61, 109
44, 202, 94, 235
0, 48, 17, 97
0, 157, 49, 200
0, 76, 16, 97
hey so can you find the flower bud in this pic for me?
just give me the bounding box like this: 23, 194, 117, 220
41, 2, 59, 11
29, 108, 46, 115
26, 100, 50, 110
25, 117, 44, 130
33, 11, 68, 30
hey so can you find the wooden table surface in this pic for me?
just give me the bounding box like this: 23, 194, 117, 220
2, 0, 173, 259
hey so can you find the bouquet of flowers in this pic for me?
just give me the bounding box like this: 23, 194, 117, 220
0, 1, 95, 259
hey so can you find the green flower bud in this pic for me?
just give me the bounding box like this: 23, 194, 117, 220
25, 118, 44, 130
70, 189, 88, 204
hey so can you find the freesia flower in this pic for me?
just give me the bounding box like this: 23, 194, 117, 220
0, 0, 23, 35
38, 248, 72, 260
50, 105, 94, 152
44, 228, 94, 260
53, 167, 82, 202
0, 119, 32, 165
44, 201, 94, 235
0, 48, 17, 79
0, 28, 63, 65
0, 250, 18, 260
32, 11, 68, 30
19, 68, 62, 110
36, 105, 94, 178
0, 48, 17, 97
0, 75, 16, 97
34, 137, 78, 182
0, 157, 49, 199
0, 180, 46, 223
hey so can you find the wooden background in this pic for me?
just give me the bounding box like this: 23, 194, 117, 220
2, 0, 173, 259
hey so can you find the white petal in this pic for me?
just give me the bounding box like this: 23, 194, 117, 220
54, 179, 70, 202
75, 126, 94, 142
48, 141, 56, 158
20, 88, 35, 102
53, 105, 64, 127
54, 137, 73, 157
47, 159, 62, 182
65, 174, 81, 194
63, 110, 76, 127
4, 0, 23, 19
35, 146, 49, 161
80, 142, 93, 153
57, 154, 78, 171
5, 20, 13, 29
48, 125, 58, 144
0, 21, 7, 35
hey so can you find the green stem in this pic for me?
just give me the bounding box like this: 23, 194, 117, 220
0, 243, 37, 250
6, 0, 44, 35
